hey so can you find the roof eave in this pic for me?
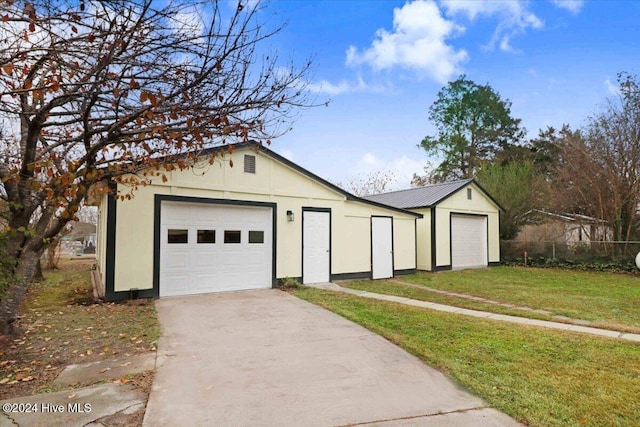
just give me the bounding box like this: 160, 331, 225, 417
255, 144, 423, 218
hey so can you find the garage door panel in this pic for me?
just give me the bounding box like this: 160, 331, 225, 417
161, 273, 190, 296
163, 250, 190, 270
220, 270, 264, 290
160, 202, 272, 297
220, 249, 246, 265
193, 272, 221, 290
194, 250, 219, 267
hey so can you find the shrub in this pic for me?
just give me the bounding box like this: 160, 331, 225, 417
279, 277, 301, 289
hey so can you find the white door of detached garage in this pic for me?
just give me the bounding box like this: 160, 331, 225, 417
451, 214, 488, 269
303, 210, 330, 284
371, 217, 393, 279
159, 202, 272, 297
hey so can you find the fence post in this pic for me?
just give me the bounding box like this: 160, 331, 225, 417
552, 242, 556, 259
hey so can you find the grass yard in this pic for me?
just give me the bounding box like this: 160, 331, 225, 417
293, 287, 640, 427
344, 267, 640, 333
0, 259, 160, 400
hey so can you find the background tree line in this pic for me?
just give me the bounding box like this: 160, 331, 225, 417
413, 73, 640, 244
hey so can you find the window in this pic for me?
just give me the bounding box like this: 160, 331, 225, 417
244, 154, 256, 174
467, 188, 472, 200
249, 230, 264, 244
197, 229, 215, 244
224, 230, 241, 243
168, 229, 188, 244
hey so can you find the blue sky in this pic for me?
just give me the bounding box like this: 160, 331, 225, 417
259, 0, 640, 190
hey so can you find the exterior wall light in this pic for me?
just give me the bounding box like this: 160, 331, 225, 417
286, 210, 294, 222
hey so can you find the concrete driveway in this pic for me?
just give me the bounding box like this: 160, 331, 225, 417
143, 289, 521, 427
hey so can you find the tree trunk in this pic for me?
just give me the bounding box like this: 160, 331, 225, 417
0, 249, 41, 337
34, 258, 44, 281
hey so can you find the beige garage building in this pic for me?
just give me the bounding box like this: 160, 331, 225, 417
365, 180, 502, 271
94, 142, 422, 301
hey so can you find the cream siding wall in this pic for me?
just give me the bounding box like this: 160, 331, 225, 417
103, 148, 418, 293
392, 217, 417, 270
113, 187, 156, 291
413, 208, 432, 271
434, 182, 500, 268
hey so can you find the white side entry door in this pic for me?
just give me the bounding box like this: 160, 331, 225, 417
303, 210, 330, 284
371, 216, 393, 279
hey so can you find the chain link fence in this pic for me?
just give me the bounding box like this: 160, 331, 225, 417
501, 240, 640, 271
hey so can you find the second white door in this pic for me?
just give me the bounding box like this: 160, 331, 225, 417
372, 216, 393, 279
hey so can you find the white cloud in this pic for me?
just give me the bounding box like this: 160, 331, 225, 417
390, 155, 427, 189
604, 77, 620, 95
278, 149, 295, 161
172, 8, 207, 36
550, 0, 584, 14
352, 152, 426, 190
345, 0, 468, 83
365, 153, 383, 166
306, 80, 359, 96
442, 0, 543, 53
305, 76, 391, 96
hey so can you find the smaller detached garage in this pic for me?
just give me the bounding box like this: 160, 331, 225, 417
365, 180, 502, 271
93, 142, 422, 301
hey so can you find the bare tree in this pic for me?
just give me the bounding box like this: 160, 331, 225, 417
555, 73, 640, 250
0, 0, 316, 335
338, 170, 397, 197
76, 206, 97, 224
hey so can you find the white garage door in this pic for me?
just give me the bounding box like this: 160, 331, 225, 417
451, 214, 487, 269
160, 202, 272, 297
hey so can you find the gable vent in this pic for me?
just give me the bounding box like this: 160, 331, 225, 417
244, 154, 256, 174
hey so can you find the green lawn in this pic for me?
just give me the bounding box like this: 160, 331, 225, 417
343, 267, 640, 333
293, 287, 640, 427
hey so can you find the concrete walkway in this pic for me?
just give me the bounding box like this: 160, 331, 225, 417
0, 383, 146, 427
389, 279, 592, 324
0, 354, 155, 427
309, 283, 640, 343
144, 290, 522, 426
